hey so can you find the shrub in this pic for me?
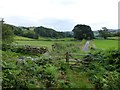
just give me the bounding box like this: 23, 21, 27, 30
83, 49, 120, 89
10, 45, 48, 55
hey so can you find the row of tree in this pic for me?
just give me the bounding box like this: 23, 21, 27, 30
13, 25, 73, 39
34, 26, 73, 38
72, 25, 119, 40
2, 24, 94, 45
2, 23, 119, 45
98, 27, 119, 39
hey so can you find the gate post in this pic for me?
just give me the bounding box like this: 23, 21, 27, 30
66, 52, 69, 64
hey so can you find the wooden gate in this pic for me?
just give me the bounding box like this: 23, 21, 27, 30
65, 52, 90, 68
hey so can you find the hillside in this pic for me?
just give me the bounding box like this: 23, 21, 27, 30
4, 23, 73, 39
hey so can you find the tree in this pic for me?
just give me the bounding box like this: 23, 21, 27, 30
23, 30, 39, 39
2, 24, 14, 44
34, 26, 63, 38
98, 27, 109, 39
13, 27, 24, 36
2, 24, 14, 50
72, 24, 94, 40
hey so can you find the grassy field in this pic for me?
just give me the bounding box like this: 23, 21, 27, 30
94, 39, 118, 49
14, 36, 74, 41
14, 36, 118, 51
14, 36, 35, 41
16, 40, 81, 50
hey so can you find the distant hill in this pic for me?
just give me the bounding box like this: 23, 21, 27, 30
34, 26, 73, 38
4, 23, 73, 39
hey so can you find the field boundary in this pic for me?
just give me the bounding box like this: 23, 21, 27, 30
65, 52, 90, 68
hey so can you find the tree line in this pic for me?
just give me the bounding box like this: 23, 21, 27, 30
34, 26, 73, 38
98, 27, 119, 39
2, 23, 119, 45
4, 24, 73, 39
2, 23, 94, 41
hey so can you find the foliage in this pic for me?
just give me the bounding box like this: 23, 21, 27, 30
43, 64, 58, 87
10, 45, 48, 55
2, 24, 14, 44
23, 30, 39, 39
52, 42, 80, 53
83, 49, 120, 90
98, 27, 110, 39
12, 25, 38, 39
2, 23, 73, 40
72, 24, 94, 40
2, 32, 119, 89
34, 26, 72, 38
15, 39, 81, 51
13, 26, 24, 36
2, 50, 93, 89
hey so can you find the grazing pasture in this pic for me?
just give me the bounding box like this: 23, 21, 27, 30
14, 36, 35, 41
94, 39, 118, 49
15, 36, 81, 50
15, 36, 118, 51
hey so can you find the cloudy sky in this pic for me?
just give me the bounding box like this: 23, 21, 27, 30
0, 0, 119, 31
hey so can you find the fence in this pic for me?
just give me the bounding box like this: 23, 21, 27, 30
65, 52, 91, 68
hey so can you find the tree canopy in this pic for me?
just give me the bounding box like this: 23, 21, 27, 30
23, 30, 39, 39
98, 27, 109, 39
2, 24, 14, 44
34, 26, 72, 38
72, 24, 94, 40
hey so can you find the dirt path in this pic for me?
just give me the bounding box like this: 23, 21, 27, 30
82, 41, 90, 51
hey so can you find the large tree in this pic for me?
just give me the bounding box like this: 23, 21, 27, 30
98, 27, 109, 39
72, 24, 94, 40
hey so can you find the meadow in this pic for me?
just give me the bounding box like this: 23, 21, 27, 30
14, 36, 81, 50
94, 39, 118, 50
15, 36, 119, 50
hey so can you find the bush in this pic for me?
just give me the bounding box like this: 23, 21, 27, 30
83, 49, 120, 89
10, 45, 48, 55
2, 44, 11, 51
43, 64, 58, 87
23, 30, 39, 39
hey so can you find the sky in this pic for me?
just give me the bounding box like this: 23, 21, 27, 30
0, 0, 119, 31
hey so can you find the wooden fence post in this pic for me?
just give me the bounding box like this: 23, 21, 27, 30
66, 52, 69, 64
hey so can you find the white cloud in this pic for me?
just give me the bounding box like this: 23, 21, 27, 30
0, 0, 119, 31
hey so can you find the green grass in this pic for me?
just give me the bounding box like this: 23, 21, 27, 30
14, 36, 84, 53
94, 39, 118, 49
14, 36, 118, 51
38, 37, 74, 41
15, 36, 74, 41
15, 40, 53, 49
15, 40, 81, 50
14, 36, 35, 41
